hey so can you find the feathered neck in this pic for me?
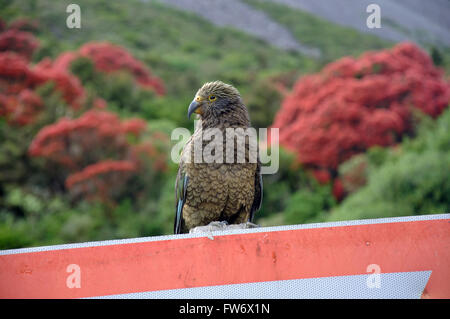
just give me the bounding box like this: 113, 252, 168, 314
198, 101, 250, 130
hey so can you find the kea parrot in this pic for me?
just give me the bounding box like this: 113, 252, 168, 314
174, 81, 262, 234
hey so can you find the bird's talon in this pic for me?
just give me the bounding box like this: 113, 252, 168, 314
244, 222, 259, 228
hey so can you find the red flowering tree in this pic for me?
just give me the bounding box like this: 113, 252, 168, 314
0, 18, 39, 60
29, 109, 168, 201
0, 24, 165, 126
0, 52, 42, 125
0, 29, 39, 60
79, 42, 165, 95
0, 19, 85, 124
272, 42, 450, 198
0, 51, 86, 125
65, 160, 138, 202
33, 56, 86, 108
48, 42, 165, 96
0, 89, 43, 125
0, 18, 168, 203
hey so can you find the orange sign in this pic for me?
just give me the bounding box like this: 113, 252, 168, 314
0, 214, 448, 299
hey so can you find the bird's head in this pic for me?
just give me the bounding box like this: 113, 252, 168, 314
188, 81, 247, 125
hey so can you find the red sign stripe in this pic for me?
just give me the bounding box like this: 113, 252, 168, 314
0, 218, 449, 298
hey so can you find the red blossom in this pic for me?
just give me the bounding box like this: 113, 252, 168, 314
42, 42, 166, 99
33, 56, 85, 108
93, 97, 107, 109
332, 178, 345, 202
0, 29, 39, 60
312, 170, 331, 184
0, 52, 42, 92
29, 110, 129, 164
65, 160, 137, 200
121, 118, 147, 136
66, 160, 137, 187
78, 42, 165, 95
130, 141, 168, 172
0, 19, 85, 123
0, 88, 44, 125
0, 52, 84, 114
29, 109, 168, 200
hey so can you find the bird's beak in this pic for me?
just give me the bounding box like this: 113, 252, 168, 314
188, 100, 202, 119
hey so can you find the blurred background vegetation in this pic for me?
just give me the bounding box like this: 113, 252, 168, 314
0, 0, 449, 249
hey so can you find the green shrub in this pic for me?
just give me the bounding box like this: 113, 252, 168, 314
284, 186, 336, 224
256, 147, 336, 226
325, 108, 450, 222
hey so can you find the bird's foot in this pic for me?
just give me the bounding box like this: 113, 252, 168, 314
189, 221, 260, 235
242, 221, 259, 228
225, 221, 260, 229
189, 221, 229, 235
208, 221, 229, 228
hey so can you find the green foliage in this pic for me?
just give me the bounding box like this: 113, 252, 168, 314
284, 186, 336, 225
338, 154, 368, 195
431, 46, 444, 66
256, 148, 307, 219
0, 120, 34, 185
244, 74, 288, 129
324, 108, 450, 222
256, 148, 336, 226
0, 220, 32, 250
0, 84, 74, 192
0, 184, 175, 248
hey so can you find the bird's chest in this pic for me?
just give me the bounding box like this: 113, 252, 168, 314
185, 162, 254, 208
181, 126, 256, 205
181, 126, 255, 166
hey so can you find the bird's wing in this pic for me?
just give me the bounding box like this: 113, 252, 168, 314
249, 160, 263, 222
174, 167, 189, 234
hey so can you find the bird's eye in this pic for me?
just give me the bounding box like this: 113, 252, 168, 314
208, 95, 216, 102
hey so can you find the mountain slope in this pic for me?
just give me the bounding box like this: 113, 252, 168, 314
267, 0, 450, 47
